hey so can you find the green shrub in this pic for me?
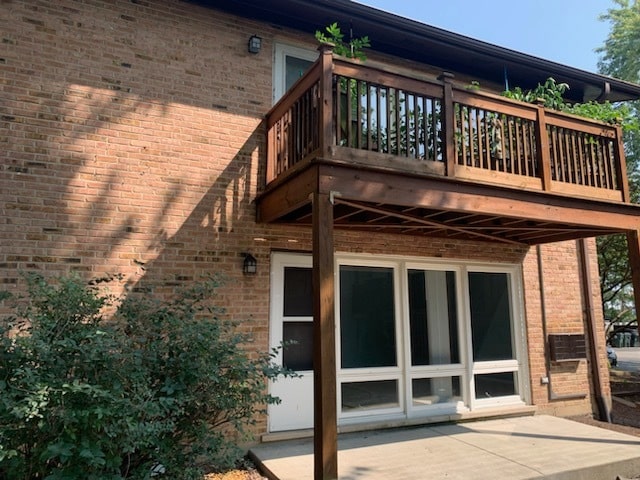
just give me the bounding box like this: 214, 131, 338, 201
315, 22, 370, 61
0, 273, 288, 479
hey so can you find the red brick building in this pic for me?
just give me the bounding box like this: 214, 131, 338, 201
3, 0, 640, 460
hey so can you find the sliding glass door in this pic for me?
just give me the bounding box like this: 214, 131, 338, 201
468, 269, 523, 407
406, 268, 464, 414
336, 258, 527, 422
269, 253, 528, 432
338, 263, 402, 416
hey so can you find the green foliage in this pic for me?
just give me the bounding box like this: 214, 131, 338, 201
466, 80, 481, 91
503, 77, 570, 111
597, 0, 640, 83
598, 232, 638, 344
502, 77, 639, 133
502, 64, 640, 328
315, 22, 371, 61
598, 235, 633, 308
0, 273, 288, 479
594, 0, 640, 329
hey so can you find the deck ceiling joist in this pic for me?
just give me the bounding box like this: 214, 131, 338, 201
257, 163, 640, 245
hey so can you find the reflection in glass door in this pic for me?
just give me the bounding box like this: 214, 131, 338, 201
407, 269, 464, 412
338, 264, 401, 415
468, 270, 521, 406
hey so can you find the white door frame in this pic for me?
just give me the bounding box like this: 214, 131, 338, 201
268, 252, 530, 432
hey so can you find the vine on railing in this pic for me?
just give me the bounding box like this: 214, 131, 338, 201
266, 53, 627, 200
502, 77, 631, 190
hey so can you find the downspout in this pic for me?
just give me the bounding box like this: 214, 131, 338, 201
537, 245, 587, 401
577, 239, 611, 422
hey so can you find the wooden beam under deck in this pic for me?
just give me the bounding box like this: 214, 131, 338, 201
257, 165, 319, 224
333, 198, 525, 245
315, 164, 640, 233
257, 162, 640, 245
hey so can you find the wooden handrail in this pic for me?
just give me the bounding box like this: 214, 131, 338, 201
452, 88, 538, 121
266, 52, 628, 203
333, 59, 443, 99
267, 61, 322, 129
544, 111, 617, 137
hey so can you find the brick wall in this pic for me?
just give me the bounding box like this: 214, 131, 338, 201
523, 240, 610, 418
1, 0, 607, 435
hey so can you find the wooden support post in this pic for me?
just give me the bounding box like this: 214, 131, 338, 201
312, 191, 337, 480
613, 125, 630, 203
626, 230, 640, 341
439, 72, 456, 177
318, 44, 334, 158
266, 122, 276, 184
535, 100, 552, 192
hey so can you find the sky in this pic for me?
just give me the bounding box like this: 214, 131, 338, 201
355, 0, 614, 73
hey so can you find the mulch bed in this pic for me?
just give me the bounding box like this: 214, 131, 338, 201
204, 468, 267, 480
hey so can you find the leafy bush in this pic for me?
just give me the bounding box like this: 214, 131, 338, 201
502, 77, 639, 133
315, 22, 370, 61
0, 273, 288, 479
502, 77, 570, 110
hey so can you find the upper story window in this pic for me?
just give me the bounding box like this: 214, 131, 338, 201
273, 43, 317, 103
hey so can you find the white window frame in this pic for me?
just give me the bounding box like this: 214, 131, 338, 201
273, 43, 318, 103
268, 252, 530, 431
463, 264, 530, 409
336, 257, 405, 421
268, 252, 313, 369
401, 262, 468, 417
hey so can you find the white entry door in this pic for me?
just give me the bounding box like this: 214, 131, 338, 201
268, 253, 314, 432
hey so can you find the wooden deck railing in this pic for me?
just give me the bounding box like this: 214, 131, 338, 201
265, 46, 629, 203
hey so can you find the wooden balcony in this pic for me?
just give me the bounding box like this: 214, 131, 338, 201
258, 46, 640, 246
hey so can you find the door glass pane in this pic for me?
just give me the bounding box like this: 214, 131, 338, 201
283, 322, 313, 371
474, 372, 517, 398
408, 269, 459, 365
283, 267, 312, 317
285, 56, 313, 91
412, 377, 462, 406
340, 266, 396, 368
469, 272, 513, 361
342, 380, 399, 411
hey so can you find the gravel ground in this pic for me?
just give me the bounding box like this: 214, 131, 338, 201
569, 369, 640, 457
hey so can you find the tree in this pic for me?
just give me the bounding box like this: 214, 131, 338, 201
598, 0, 640, 82
596, 0, 640, 339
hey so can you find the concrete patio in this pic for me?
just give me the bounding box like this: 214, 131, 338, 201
250, 415, 640, 480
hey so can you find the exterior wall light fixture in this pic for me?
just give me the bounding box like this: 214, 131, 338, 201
243, 253, 257, 275
248, 35, 262, 54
